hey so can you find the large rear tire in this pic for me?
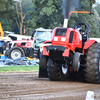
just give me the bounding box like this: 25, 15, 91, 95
8, 46, 25, 59
85, 43, 100, 83
48, 59, 69, 81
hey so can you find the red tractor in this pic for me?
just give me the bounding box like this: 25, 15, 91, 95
5, 39, 34, 59
39, 21, 100, 84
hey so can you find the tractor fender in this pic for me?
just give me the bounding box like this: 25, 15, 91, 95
40, 41, 52, 52
15, 44, 23, 48
43, 40, 52, 44
83, 40, 96, 53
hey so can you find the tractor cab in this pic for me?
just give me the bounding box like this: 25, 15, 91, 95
30, 27, 53, 58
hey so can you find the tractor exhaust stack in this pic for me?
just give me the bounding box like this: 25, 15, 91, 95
63, 11, 90, 28
63, 18, 68, 28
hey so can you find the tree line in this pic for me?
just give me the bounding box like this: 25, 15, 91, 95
0, 0, 100, 37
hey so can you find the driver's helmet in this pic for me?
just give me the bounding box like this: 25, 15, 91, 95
75, 26, 82, 31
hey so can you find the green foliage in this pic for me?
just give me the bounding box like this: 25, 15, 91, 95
68, 0, 99, 38
0, 0, 16, 32
95, 4, 100, 16
21, 0, 34, 20
94, 4, 100, 32
0, 18, 12, 31
0, 0, 34, 33
0, 0, 15, 18
25, 0, 63, 35
0, 0, 14, 31
0, 0, 99, 37
25, 0, 99, 37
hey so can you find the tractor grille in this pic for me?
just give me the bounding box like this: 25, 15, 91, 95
49, 50, 64, 60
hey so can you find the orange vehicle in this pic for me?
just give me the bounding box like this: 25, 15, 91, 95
0, 22, 4, 38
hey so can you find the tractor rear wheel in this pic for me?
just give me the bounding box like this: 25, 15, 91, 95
48, 59, 69, 81
8, 46, 25, 59
85, 43, 100, 83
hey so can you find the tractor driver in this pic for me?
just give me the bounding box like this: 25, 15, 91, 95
75, 26, 87, 42
75, 26, 83, 34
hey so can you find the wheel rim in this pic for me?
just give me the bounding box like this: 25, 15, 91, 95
62, 64, 68, 74
78, 60, 80, 70
11, 50, 21, 59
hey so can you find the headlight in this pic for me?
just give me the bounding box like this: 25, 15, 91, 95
61, 37, 65, 41
40, 46, 43, 51
54, 37, 58, 41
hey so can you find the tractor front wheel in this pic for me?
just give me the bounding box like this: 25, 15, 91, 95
39, 52, 48, 78
85, 43, 100, 83
48, 59, 69, 81
8, 46, 25, 59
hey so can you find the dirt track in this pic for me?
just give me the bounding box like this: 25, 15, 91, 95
0, 72, 100, 100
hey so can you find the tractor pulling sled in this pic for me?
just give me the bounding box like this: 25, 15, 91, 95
39, 2, 100, 84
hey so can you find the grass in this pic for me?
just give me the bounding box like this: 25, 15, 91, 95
0, 65, 39, 72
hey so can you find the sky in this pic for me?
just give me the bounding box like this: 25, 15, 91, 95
96, 0, 100, 3
93, 0, 100, 7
